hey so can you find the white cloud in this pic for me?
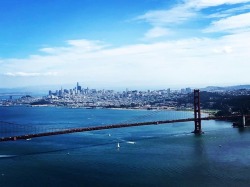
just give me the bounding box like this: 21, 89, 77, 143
223, 46, 233, 53
67, 39, 106, 50
204, 12, 250, 33
213, 46, 233, 53
135, 0, 250, 42
136, 4, 197, 26
40, 47, 65, 54
207, 4, 250, 18
2, 1, 250, 88
1, 33, 250, 88
3, 72, 58, 77
136, 0, 250, 27
186, 0, 250, 9
40, 39, 107, 54
144, 27, 171, 39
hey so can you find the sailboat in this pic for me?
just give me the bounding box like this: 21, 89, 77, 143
117, 142, 120, 148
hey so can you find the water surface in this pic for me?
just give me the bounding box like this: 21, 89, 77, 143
0, 106, 250, 187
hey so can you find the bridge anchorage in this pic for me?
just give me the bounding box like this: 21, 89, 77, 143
192, 89, 203, 134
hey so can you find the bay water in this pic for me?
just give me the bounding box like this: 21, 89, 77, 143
0, 106, 250, 187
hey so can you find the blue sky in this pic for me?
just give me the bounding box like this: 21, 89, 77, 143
1, 0, 250, 89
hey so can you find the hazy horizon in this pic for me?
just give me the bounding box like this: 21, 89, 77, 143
1, 82, 250, 94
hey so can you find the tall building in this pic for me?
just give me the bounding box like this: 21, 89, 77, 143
77, 82, 81, 94
167, 88, 171, 95
181, 88, 185, 94
186, 88, 192, 93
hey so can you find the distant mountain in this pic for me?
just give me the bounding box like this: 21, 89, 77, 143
201, 86, 224, 91
0, 87, 48, 97
0, 84, 75, 95
0, 84, 77, 97
201, 85, 250, 91
226, 85, 250, 90
0, 88, 32, 94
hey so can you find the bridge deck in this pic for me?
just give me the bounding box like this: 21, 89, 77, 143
0, 115, 245, 142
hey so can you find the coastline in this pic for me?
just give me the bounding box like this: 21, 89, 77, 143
0, 104, 215, 117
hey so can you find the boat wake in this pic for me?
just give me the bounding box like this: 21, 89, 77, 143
127, 141, 136, 144
0, 155, 16, 158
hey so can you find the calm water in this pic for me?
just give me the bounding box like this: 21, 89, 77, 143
0, 106, 250, 187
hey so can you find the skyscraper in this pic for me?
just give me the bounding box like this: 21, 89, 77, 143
77, 82, 81, 94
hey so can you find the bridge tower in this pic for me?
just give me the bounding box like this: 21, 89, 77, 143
193, 89, 202, 134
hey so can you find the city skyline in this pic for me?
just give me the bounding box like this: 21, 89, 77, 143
0, 0, 250, 89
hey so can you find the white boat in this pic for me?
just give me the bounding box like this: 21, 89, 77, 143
127, 141, 136, 144
117, 142, 120, 148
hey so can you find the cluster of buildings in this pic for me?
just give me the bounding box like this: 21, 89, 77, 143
4, 82, 249, 110
48, 82, 84, 97
44, 82, 193, 109
48, 83, 193, 98
0, 82, 194, 109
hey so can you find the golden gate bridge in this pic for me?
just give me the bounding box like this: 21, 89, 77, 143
0, 90, 248, 142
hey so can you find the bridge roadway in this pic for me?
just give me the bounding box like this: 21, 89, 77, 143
0, 115, 245, 142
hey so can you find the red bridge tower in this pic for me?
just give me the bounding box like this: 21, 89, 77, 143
193, 89, 202, 134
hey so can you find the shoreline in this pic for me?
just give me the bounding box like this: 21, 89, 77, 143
0, 104, 215, 116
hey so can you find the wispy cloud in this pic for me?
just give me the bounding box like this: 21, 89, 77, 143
1, 0, 250, 88
3, 72, 58, 77
136, 0, 250, 26
1, 33, 250, 87
136, 4, 196, 26
136, 0, 250, 40
186, 0, 250, 9
213, 46, 233, 54
204, 12, 250, 33
207, 4, 250, 18
144, 27, 171, 39
40, 39, 107, 54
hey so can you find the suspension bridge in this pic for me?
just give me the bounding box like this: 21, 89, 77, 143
0, 90, 248, 142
